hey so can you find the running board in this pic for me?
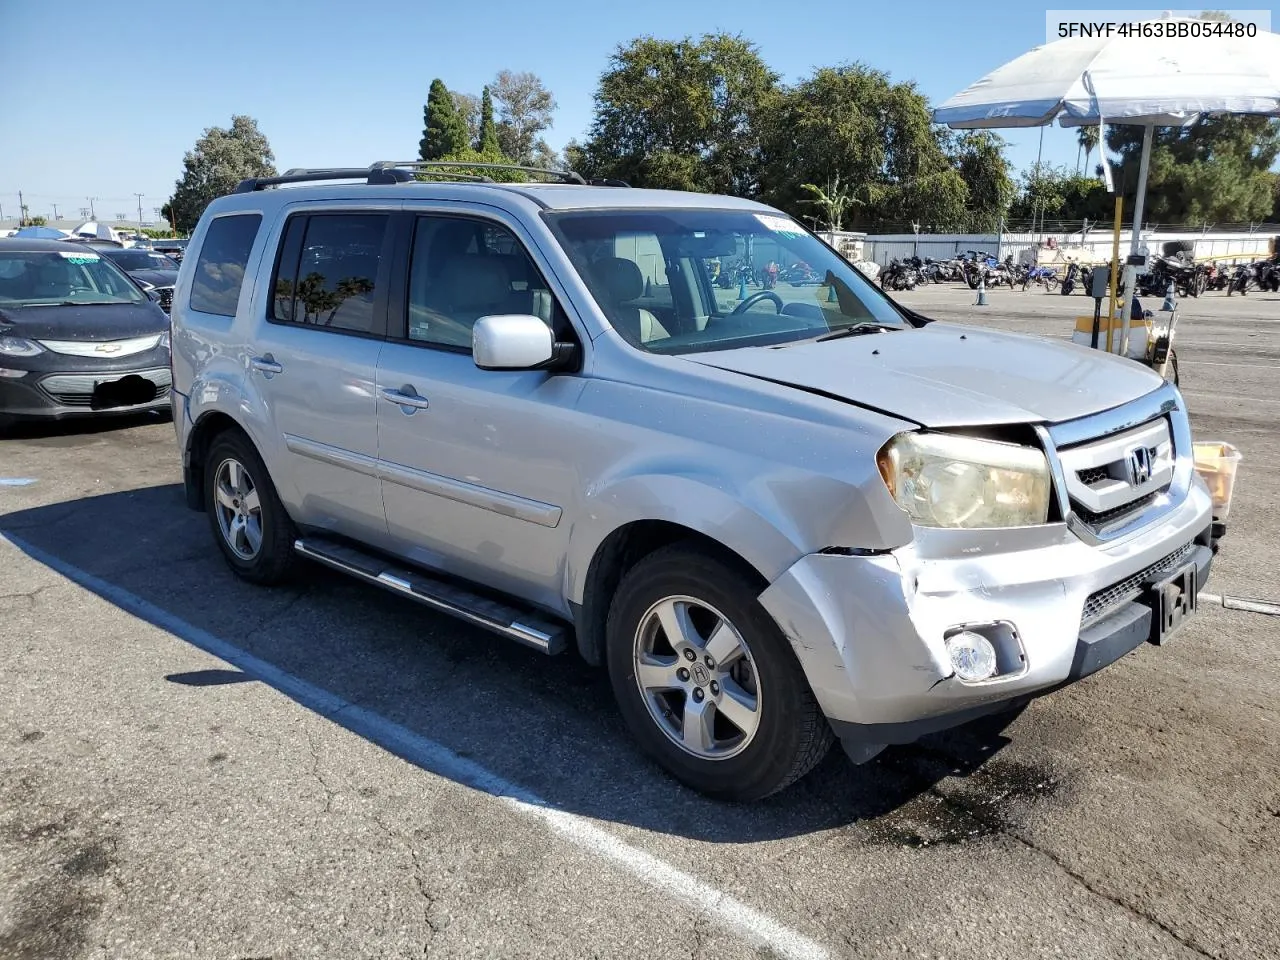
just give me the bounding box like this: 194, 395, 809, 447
293, 538, 568, 655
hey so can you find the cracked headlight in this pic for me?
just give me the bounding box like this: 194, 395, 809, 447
877, 432, 1051, 528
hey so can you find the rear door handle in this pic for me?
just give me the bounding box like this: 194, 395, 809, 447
380, 385, 430, 411
250, 355, 283, 376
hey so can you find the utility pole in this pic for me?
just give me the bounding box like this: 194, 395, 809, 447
52, 202, 60, 220
86, 196, 97, 219
18, 190, 25, 224
134, 193, 144, 231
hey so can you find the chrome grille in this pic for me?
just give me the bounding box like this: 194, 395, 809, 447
39, 367, 171, 407
1074, 491, 1162, 528
1058, 417, 1175, 536
1082, 541, 1196, 624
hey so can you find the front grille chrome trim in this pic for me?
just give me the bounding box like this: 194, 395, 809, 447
1042, 383, 1195, 546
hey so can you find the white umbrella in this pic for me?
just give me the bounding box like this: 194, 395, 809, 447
70, 221, 117, 241
933, 15, 1280, 352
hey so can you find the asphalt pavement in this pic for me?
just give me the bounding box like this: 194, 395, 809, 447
1, 283, 1277, 960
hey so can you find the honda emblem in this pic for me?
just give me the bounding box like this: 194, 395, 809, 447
1127, 446, 1153, 486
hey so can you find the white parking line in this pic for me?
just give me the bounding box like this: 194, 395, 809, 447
1179, 360, 1278, 369
0, 532, 829, 960
1182, 390, 1280, 405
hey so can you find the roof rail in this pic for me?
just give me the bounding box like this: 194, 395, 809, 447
233, 168, 382, 193
231, 161, 628, 194
372, 160, 588, 185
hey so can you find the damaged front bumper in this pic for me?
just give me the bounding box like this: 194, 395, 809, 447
758, 477, 1214, 763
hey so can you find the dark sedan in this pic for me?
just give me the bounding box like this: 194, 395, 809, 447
92, 245, 180, 313
0, 239, 172, 427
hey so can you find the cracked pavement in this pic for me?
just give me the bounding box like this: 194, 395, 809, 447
2, 287, 1279, 959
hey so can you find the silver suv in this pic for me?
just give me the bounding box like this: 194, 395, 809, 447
170, 162, 1215, 801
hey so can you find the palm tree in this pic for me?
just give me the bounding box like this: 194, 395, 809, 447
1077, 126, 1101, 175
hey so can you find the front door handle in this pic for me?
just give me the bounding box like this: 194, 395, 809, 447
380, 385, 430, 412
250, 354, 283, 376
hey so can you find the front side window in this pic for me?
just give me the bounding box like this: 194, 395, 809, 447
271, 214, 386, 333
190, 214, 262, 317
404, 215, 565, 350
546, 209, 906, 354
0, 250, 146, 306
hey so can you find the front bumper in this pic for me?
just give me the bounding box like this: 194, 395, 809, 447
0, 359, 171, 419
758, 476, 1214, 755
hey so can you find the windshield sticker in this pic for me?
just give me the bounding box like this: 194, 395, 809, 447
58, 252, 100, 263
753, 214, 806, 238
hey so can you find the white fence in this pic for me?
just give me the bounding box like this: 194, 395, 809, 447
864, 230, 1279, 267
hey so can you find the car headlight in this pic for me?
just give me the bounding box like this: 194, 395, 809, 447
0, 336, 45, 358
877, 432, 1052, 528
159, 329, 171, 350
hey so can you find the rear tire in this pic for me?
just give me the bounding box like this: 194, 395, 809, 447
606, 543, 833, 801
1166, 348, 1179, 386
203, 430, 297, 585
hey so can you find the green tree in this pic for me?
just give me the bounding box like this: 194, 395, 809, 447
416, 147, 527, 183
1077, 125, 1100, 174
491, 70, 557, 165
582, 33, 779, 196
800, 176, 862, 230
452, 91, 480, 148
168, 115, 276, 234
477, 86, 501, 154
947, 131, 1015, 231
1107, 116, 1280, 224
419, 79, 469, 161
760, 64, 968, 229
1007, 163, 1110, 224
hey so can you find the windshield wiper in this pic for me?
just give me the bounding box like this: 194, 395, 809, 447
813, 322, 899, 342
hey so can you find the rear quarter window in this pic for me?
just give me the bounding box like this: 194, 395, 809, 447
189, 214, 262, 316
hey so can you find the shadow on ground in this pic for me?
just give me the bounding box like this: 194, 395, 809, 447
3, 482, 1057, 843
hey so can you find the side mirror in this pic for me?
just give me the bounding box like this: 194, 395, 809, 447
473, 314, 575, 371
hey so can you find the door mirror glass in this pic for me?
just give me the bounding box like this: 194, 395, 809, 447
472, 314, 555, 370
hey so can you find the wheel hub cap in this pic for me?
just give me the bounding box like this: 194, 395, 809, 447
632, 596, 762, 761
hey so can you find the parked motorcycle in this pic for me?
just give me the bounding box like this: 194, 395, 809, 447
1022, 265, 1060, 292
879, 258, 918, 291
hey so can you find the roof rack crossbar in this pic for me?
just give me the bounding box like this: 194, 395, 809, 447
372, 160, 589, 185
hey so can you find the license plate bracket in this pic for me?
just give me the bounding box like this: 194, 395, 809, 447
1147, 562, 1198, 645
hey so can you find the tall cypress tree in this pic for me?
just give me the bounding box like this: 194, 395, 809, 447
419, 79, 468, 161
478, 86, 501, 154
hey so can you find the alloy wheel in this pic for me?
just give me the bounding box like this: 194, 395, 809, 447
632, 596, 762, 760
213, 457, 263, 560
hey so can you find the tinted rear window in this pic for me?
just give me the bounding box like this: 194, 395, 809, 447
190, 214, 262, 316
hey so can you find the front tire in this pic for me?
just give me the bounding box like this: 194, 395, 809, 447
606, 544, 833, 801
204, 430, 297, 584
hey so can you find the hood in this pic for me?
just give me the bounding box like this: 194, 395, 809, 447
0, 301, 169, 342
127, 268, 178, 288
687, 322, 1164, 427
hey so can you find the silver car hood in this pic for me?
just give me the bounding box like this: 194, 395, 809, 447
687, 322, 1165, 428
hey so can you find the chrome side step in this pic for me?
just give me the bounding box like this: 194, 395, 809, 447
294, 537, 568, 655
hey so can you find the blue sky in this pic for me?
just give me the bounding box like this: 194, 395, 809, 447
0, 0, 1219, 223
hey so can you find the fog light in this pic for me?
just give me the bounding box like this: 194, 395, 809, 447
0, 368, 27, 378
946, 631, 998, 682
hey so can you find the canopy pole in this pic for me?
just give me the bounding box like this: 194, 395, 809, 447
1129, 124, 1155, 256
1120, 124, 1155, 357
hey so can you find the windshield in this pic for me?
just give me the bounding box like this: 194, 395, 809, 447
546, 209, 905, 354
0, 250, 147, 306
104, 249, 179, 271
